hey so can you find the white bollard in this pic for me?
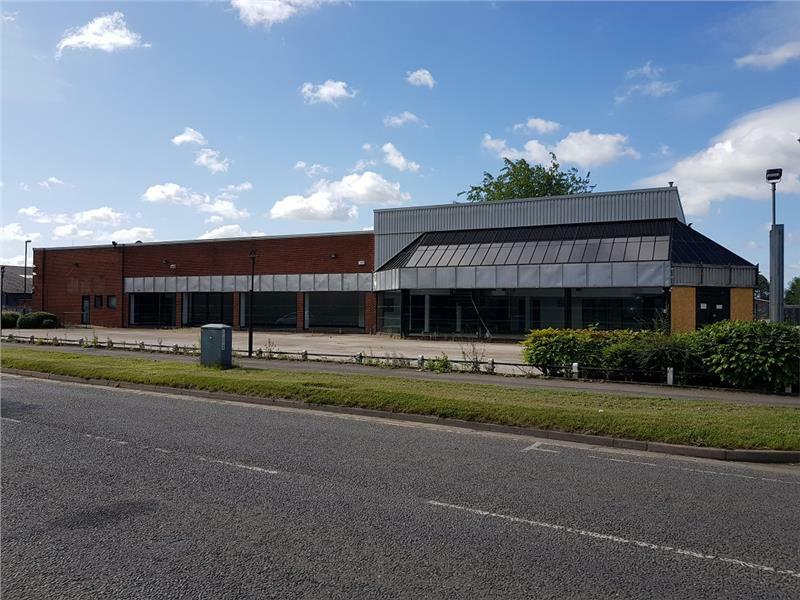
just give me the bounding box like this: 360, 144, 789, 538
418, 355, 425, 369
572, 362, 579, 379
666, 367, 674, 386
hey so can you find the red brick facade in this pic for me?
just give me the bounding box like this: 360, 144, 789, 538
32, 232, 376, 332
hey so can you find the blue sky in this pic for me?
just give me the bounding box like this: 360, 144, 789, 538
2, 1, 799, 282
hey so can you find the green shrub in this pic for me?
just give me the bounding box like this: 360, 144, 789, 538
1, 311, 20, 329
16, 312, 58, 329
425, 353, 452, 373
521, 328, 624, 376
693, 320, 800, 391
601, 337, 643, 380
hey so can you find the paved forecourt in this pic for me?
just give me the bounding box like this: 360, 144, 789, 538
2, 375, 799, 599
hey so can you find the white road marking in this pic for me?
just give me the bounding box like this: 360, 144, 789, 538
588, 454, 800, 486
427, 500, 800, 579
1, 416, 21, 423
83, 433, 128, 445
153, 447, 172, 454
198, 456, 278, 475
522, 441, 560, 454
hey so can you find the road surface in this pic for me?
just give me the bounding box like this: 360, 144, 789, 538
2, 375, 799, 599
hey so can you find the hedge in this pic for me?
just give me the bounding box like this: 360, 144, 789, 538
521, 321, 800, 392
1, 311, 20, 329
16, 312, 58, 329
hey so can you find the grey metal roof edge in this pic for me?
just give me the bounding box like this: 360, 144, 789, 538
33, 230, 374, 252
373, 186, 680, 214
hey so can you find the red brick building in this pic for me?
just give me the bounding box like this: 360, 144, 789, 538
32, 232, 377, 332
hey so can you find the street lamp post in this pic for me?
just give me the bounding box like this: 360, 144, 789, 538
248, 250, 256, 357
23, 239, 32, 295
1, 266, 5, 330
766, 168, 783, 323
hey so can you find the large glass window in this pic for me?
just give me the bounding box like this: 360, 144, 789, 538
129, 293, 175, 326
306, 292, 364, 329
241, 292, 297, 328
188, 292, 233, 326
377, 291, 402, 333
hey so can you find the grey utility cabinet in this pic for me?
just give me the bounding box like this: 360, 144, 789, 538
200, 324, 232, 368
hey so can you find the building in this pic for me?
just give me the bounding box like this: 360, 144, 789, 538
1, 265, 33, 310
31, 186, 756, 335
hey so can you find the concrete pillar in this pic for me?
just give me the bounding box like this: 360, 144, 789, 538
175, 293, 182, 328
670, 286, 696, 333
770, 225, 784, 322
232, 292, 241, 329
296, 292, 305, 331
730, 288, 754, 322
423, 294, 430, 333
456, 303, 462, 333
364, 292, 377, 333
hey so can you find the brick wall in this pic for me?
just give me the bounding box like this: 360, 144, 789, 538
32, 247, 124, 328
32, 233, 374, 329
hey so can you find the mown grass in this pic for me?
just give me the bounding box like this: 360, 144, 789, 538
2, 347, 799, 450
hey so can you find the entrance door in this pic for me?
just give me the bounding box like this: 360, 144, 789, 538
81, 296, 90, 324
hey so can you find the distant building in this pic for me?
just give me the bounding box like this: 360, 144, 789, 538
30, 186, 756, 335
1, 265, 33, 311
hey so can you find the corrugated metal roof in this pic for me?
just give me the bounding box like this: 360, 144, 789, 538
374, 186, 685, 267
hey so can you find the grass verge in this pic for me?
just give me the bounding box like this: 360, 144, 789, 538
2, 347, 799, 450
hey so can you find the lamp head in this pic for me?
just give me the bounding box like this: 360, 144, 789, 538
766, 168, 783, 184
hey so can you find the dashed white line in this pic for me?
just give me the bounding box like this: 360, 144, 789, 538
522, 441, 560, 454
1, 416, 21, 423
427, 500, 800, 579
83, 433, 128, 445
199, 457, 279, 475
588, 454, 800, 486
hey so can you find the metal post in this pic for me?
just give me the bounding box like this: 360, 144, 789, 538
772, 182, 776, 227
767, 171, 784, 323
248, 250, 256, 357
0, 266, 5, 333
24, 239, 31, 295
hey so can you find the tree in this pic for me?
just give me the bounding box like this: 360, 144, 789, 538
459, 153, 594, 203
785, 276, 800, 305
755, 273, 769, 300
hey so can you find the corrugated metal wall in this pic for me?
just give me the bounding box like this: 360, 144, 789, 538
374, 187, 684, 268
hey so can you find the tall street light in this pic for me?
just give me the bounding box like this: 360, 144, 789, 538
248, 249, 257, 357
23, 239, 32, 295
766, 168, 783, 323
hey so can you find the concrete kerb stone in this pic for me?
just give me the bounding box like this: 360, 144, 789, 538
3, 367, 799, 464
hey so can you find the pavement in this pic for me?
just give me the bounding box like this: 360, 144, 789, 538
2, 375, 800, 599
5, 340, 799, 407
12, 325, 527, 366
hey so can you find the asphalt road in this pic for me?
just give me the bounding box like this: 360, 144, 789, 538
2, 375, 799, 599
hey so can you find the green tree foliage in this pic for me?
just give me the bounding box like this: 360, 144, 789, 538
459, 154, 594, 203
756, 273, 769, 300
785, 276, 800, 305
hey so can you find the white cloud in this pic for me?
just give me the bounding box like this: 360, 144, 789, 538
55, 12, 149, 59
205, 215, 224, 225
294, 161, 329, 177
142, 183, 207, 206
172, 127, 207, 146
483, 129, 638, 169
0, 255, 25, 266
231, 0, 335, 27
381, 142, 420, 172
735, 41, 800, 70
553, 131, 640, 167
194, 148, 231, 174
513, 117, 560, 135
98, 227, 155, 243
0, 223, 40, 242
73, 206, 125, 226
19, 182, 30, 192
362, 143, 373, 152
300, 80, 356, 105
198, 198, 250, 220
658, 144, 671, 156
52, 224, 94, 240
222, 181, 253, 193
638, 98, 800, 216
2, 12, 17, 24
142, 182, 251, 221
270, 171, 409, 220
349, 159, 377, 173
384, 111, 425, 128
615, 61, 677, 103
38, 176, 66, 190
406, 68, 435, 88
199, 224, 266, 240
